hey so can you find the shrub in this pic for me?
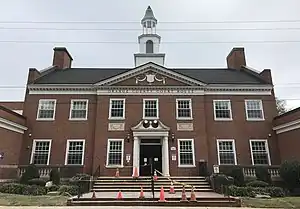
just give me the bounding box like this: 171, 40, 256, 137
246, 180, 269, 187
228, 185, 285, 198
27, 178, 46, 187
49, 169, 60, 185
20, 164, 40, 184
46, 185, 60, 192
69, 173, 91, 193
210, 174, 234, 193
0, 183, 47, 195
224, 166, 245, 186
227, 185, 255, 197
58, 185, 79, 196
280, 160, 300, 190
256, 166, 272, 184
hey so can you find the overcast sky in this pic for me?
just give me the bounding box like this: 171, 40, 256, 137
1, 0, 300, 109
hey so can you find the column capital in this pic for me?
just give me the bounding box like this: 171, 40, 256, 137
134, 136, 139, 140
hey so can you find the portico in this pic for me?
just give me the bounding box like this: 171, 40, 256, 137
131, 120, 170, 176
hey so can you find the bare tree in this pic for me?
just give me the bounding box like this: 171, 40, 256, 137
276, 97, 289, 115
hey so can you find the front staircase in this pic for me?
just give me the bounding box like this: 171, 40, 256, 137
67, 176, 241, 207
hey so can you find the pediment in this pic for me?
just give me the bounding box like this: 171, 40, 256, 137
131, 119, 170, 132
95, 62, 206, 87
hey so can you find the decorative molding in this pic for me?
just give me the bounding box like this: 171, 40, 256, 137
177, 123, 194, 131
0, 117, 27, 134
95, 63, 205, 86
273, 119, 300, 134
108, 123, 125, 131
135, 72, 166, 85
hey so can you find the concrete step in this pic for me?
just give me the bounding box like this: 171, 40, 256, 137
91, 188, 213, 192
93, 182, 210, 186
92, 185, 211, 189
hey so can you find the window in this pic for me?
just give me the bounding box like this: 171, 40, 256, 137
69, 99, 88, 120
178, 139, 195, 167
176, 99, 192, 119
250, 140, 271, 165
217, 140, 237, 165
37, 99, 56, 120
109, 99, 125, 119
245, 100, 264, 120
143, 99, 159, 119
65, 140, 85, 165
213, 100, 232, 120
106, 139, 124, 167
146, 40, 154, 53
30, 140, 52, 165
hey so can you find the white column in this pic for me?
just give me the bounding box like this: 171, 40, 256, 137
132, 136, 140, 176
162, 136, 170, 176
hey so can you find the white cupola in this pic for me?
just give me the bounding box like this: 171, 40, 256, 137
134, 6, 165, 67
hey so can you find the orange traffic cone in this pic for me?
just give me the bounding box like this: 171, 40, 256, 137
158, 185, 166, 202
190, 186, 197, 202
169, 181, 175, 194
132, 167, 138, 179
115, 168, 120, 178
139, 185, 145, 199
91, 190, 96, 199
117, 190, 123, 199
180, 186, 188, 202
153, 170, 158, 181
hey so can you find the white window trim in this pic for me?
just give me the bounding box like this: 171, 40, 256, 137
143, 98, 159, 119
177, 138, 196, 168
69, 99, 89, 121
176, 98, 193, 120
36, 99, 57, 121
213, 100, 233, 121
245, 99, 265, 121
108, 98, 126, 120
30, 139, 52, 165
216, 139, 237, 165
64, 139, 85, 166
106, 139, 124, 168
249, 139, 271, 165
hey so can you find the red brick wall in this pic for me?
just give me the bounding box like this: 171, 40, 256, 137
20, 91, 278, 176
277, 129, 300, 162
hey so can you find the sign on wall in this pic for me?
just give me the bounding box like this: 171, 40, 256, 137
171, 154, 176, 161
126, 154, 131, 162
0, 152, 4, 160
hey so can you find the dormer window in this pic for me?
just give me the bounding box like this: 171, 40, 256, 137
146, 40, 154, 53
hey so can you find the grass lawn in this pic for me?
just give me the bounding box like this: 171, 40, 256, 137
242, 197, 300, 208
0, 193, 69, 206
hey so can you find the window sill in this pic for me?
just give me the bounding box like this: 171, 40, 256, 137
246, 118, 265, 121
69, 118, 88, 121
178, 165, 196, 168
108, 118, 125, 121
36, 118, 55, 121
106, 165, 124, 169
176, 118, 193, 121
64, 164, 84, 167
143, 117, 159, 120
214, 118, 233, 121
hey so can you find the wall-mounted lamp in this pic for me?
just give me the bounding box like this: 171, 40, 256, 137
171, 133, 175, 142
126, 133, 131, 143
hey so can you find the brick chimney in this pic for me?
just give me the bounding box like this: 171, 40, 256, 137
226, 47, 246, 69
52, 47, 73, 69
260, 69, 273, 84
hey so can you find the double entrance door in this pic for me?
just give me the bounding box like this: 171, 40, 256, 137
139, 139, 162, 176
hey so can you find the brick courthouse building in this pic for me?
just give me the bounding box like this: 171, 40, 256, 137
2, 6, 296, 179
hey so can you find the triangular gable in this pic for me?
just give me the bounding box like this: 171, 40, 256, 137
94, 62, 206, 86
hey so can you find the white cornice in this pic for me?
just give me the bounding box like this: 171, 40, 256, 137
273, 119, 300, 134
0, 117, 28, 134
27, 85, 272, 95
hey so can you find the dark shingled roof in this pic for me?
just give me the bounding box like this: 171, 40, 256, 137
34, 67, 267, 85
